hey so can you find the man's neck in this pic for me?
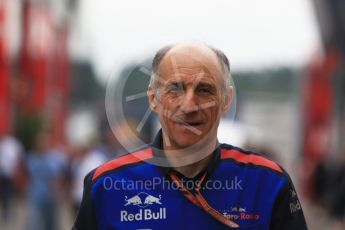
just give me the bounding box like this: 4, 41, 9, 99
174, 154, 213, 178
162, 136, 217, 178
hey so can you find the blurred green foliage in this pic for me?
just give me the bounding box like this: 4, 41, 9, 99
15, 112, 45, 152
233, 67, 298, 101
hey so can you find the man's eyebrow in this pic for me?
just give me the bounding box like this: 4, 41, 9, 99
164, 81, 215, 89
196, 82, 214, 88
165, 81, 182, 86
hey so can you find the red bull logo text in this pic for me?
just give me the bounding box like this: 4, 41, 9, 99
120, 208, 167, 222
121, 193, 167, 222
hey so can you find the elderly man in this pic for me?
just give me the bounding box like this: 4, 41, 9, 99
73, 42, 308, 229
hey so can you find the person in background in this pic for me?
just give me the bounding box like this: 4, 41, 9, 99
70, 141, 107, 215
25, 132, 64, 230
0, 132, 23, 223
330, 148, 345, 230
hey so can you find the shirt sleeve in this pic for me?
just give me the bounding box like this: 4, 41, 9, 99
269, 173, 308, 230
72, 170, 98, 230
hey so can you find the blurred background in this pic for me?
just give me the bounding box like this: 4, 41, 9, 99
0, 0, 344, 229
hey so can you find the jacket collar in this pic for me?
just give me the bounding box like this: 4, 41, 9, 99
150, 129, 220, 179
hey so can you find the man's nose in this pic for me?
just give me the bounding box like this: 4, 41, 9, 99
179, 89, 199, 114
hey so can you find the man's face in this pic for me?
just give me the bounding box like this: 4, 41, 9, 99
148, 44, 232, 150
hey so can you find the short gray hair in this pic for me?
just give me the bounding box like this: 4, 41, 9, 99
149, 43, 231, 100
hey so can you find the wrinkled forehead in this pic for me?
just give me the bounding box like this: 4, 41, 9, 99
157, 43, 223, 81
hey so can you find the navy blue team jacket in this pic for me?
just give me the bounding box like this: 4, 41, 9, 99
73, 132, 308, 229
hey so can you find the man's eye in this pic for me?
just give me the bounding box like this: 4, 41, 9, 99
167, 84, 183, 93
197, 86, 212, 94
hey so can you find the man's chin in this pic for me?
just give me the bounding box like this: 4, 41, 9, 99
172, 136, 209, 150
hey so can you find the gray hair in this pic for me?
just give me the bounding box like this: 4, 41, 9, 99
149, 43, 231, 100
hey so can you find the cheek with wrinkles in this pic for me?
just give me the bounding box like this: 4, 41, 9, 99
159, 102, 175, 120
163, 107, 171, 119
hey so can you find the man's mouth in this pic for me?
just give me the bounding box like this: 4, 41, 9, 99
174, 120, 204, 127
171, 118, 204, 135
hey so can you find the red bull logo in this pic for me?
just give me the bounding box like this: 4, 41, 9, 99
124, 192, 162, 208
121, 192, 167, 222
120, 208, 167, 222
124, 195, 142, 206
144, 194, 162, 205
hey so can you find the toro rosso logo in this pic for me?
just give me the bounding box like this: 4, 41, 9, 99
124, 192, 162, 208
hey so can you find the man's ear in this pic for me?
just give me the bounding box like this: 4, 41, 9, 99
147, 87, 158, 112
221, 86, 232, 114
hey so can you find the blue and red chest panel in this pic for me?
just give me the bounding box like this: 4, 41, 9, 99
73, 144, 307, 230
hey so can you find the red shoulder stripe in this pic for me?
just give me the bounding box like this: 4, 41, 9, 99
92, 148, 153, 181
220, 149, 283, 173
